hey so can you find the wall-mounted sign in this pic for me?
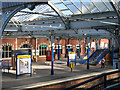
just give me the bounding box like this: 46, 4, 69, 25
32, 50, 35, 56
36, 50, 39, 55
40, 45, 48, 47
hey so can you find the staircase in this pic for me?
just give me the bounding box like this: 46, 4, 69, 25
89, 49, 110, 66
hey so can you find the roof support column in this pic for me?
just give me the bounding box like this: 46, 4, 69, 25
78, 39, 81, 58
95, 39, 98, 50
111, 38, 115, 69
57, 39, 61, 60
50, 31, 55, 75
86, 37, 90, 70
35, 38, 37, 62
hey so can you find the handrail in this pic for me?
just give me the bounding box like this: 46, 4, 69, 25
64, 70, 120, 90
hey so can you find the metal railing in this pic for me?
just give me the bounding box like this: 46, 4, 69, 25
65, 70, 120, 90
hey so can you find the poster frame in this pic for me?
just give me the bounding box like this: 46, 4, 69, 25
16, 52, 32, 79
68, 51, 76, 66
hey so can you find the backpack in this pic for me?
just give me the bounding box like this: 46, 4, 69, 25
101, 59, 105, 63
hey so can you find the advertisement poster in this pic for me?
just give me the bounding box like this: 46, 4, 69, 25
69, 52, 76, 60
17, 55, 31, 75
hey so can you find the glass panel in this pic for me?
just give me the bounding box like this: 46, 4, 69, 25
66, 4, 81, 14
61, 10, 73, 15
5, 52, 8, 58
6, 46, 8, 51
102, 0, 114, 11
2, 52, 4, 58
61, 49, 62, 54
81, 0, 99, 13
72, 0, 83, 10
63, 1, 72, 5
9, 46, 12, 51
92, 0, 108, 12
45, 47, 47, 55
55, 3, 68, 10
51, 0, 61, 3
39, 46, 42, 56
9, 52, 12, 57
2, 46, 4, 51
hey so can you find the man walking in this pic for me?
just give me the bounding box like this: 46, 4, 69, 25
101, 58, 105, 68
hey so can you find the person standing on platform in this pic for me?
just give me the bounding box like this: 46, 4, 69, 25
101, 58, 105, 68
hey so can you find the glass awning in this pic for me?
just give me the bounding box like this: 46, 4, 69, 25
8, 0, 119, 23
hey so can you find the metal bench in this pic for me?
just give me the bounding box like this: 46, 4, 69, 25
2, 60, 10, 73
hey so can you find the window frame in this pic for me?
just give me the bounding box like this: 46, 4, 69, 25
2, 45, 12, 58
39, 45, 48, 56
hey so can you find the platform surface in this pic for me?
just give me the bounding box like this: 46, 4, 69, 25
2, 59, 116, 89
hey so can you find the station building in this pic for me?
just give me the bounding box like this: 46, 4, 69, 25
1, 37, 110, 63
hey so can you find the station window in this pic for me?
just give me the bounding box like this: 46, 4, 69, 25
55, 45, 62, 54
39, 45, 48, 56
2, 45, 12, 58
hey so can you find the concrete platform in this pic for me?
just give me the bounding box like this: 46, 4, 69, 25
2, 59, 116, 90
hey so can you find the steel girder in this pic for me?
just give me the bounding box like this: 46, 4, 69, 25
109, 0, 120, 48
5, 11, 118, 31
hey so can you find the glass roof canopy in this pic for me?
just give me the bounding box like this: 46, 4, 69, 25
11, 0, 120, 23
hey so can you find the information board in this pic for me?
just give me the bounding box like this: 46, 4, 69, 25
16, 54, 32, 76
69, 52, 76, 60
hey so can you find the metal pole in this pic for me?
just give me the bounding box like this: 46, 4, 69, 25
96, 39, 98, 50
58, 40, 60, 60
79, 40, 81, 58
112, 46, 114, 69
87, 37, 90, 69
79, 44, 81, 58
51, 46, 54, 75
87, 46, 90, 69
75, 54, 76, 66
67, 48, 71, 66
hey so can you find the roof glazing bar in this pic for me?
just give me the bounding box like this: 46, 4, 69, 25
20, 11, 58, 17
54, 2, 63, 5
101, 0, 111, 11
69, 0, 82, 14
60, 0, 75, 14
90, 0, 101, 12
79, 0, 91, 13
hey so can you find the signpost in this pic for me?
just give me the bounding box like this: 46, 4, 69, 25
16, 53, 32, 79
69, 63, 75, 72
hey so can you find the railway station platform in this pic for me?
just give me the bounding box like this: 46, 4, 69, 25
2, 59, 117, 90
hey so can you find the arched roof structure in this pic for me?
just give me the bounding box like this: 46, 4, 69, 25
0, 0, 120, 46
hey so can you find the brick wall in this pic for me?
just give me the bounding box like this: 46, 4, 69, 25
1, 38, 110, 62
